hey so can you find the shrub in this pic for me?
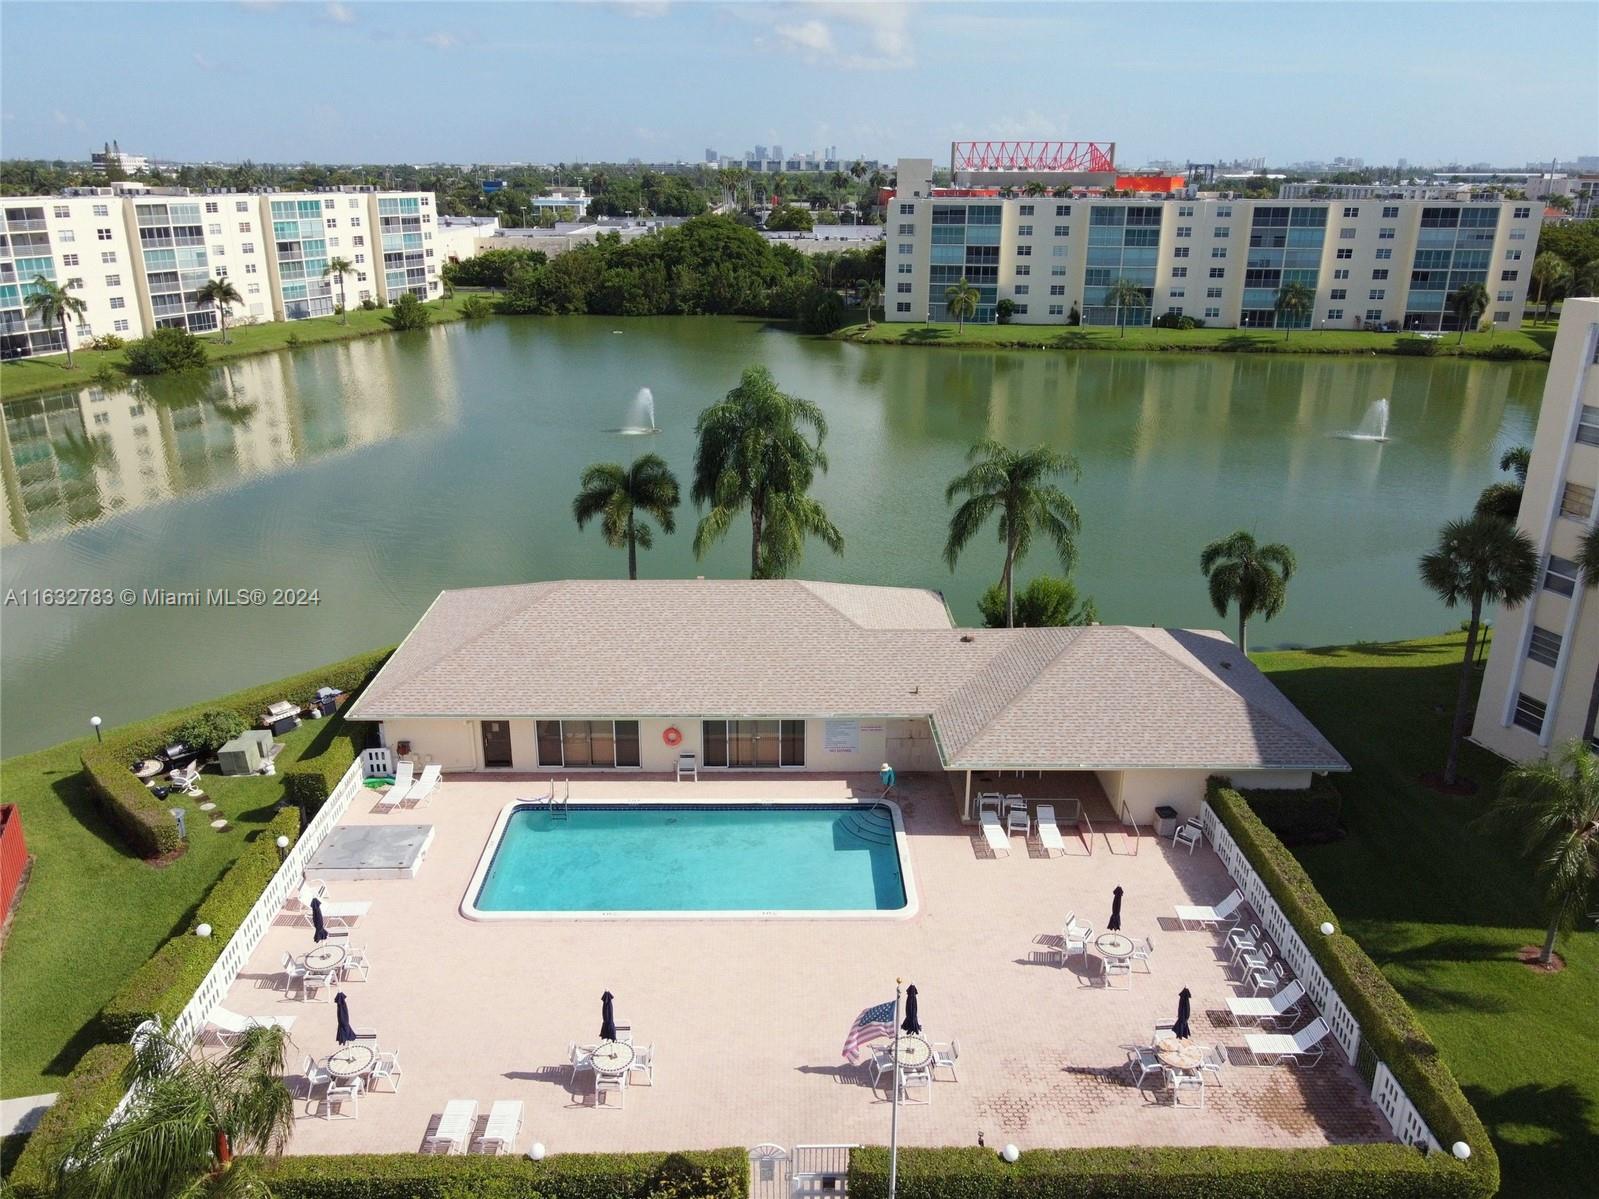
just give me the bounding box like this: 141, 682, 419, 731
385, 292, 431, 330
460, 293, 496, 319
978, 575, 1097, 628
87, 333, 126, 351
765, 203, 814, 232
283, 721, 369, 824
121, 326, 209, 374
285, 330, 302, 348
1468, 342, 1545, 361
1238, 776, 1343, 844
1392, 336, 1440, 357
80, 744, 183, 857
797, 287, 847, 334
995, 298, 1016, 325
169, 708, 249, 756
360, 297, 378, 311
7, 1042, 132, 1199
1153, 311, 1202, 330
1066, 304, 1081, 326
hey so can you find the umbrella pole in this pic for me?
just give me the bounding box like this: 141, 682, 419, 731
889, 978, 902, 1199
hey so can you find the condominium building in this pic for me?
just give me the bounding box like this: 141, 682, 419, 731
886, 156, 1543, 331
1472, 297, 1599, 760
1, 186, 443, 360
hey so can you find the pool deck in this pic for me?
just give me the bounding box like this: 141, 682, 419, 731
221, 772, 1390, 1156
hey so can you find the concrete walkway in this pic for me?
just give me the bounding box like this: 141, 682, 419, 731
1, 1093, 56, 1137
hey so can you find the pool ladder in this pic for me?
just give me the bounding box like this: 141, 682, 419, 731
531, 780, 570, 819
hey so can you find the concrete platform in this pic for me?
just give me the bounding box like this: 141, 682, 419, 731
306, 823, 434, 880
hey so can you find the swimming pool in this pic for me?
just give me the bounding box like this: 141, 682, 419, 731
463, 802, 914, 919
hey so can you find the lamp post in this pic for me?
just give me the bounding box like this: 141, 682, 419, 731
888, 978, 903, 1199
276, 834, 290, 864
90, 715, 103, 744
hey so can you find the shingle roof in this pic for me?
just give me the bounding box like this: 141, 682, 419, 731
347, 579, 1347, 772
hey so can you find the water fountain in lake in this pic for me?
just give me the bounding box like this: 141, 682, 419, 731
608, 387, 659, 435
1338, 397, 1391, 442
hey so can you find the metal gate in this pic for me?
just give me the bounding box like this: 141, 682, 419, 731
749, 1143, 854, 1198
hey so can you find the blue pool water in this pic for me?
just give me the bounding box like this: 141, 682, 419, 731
472, 804, 907, 913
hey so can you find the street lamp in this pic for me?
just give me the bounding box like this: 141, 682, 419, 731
275, 834, 290, 864
90, 715, 103, 743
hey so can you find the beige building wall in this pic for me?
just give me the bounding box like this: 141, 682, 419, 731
1, 195, 147, 355
1472, 297, 1599, 761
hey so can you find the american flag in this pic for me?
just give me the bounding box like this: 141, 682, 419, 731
841, 999, 896, 1063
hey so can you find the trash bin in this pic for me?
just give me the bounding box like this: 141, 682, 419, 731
1154, 806, 1179, 839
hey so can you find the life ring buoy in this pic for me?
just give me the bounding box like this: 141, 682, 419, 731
662, 726, 683, 747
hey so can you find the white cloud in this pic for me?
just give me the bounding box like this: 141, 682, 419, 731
325, 2, 355, 25
422, 31, 459, 50
754, 2, 913, 71
775, 20, 834, 55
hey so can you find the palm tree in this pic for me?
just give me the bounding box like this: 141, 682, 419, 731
56, 1024, 294, 1199
23, 276, 87, 367
1475, 740, 1599, 965
1023, 180, 1048, 197
571, 453, 680, 580
1418, 513, 1540, 785
1199, 531, 1296, 654
691, 365, 842, 578
860, 280, 883, 328
191, 278, 243, 345
944, 278, 980, 331
944, 440, 1082, 628
1474, 444, 1530, 522
1273, 280, 1315, 339
1573, 258, 1599, 300
323, 257, 355, 324
1531, 252, 1570, 321
1102, 278, 1148, 338
1448, 281, 1490, 343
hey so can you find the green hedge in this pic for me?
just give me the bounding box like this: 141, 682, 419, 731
78, 744, 183, 857
251, 1148, 748, 1198
1238, 776, 1343, 844
1207, 780, 1497, 1199
848, 1146, 1474, 1199
6, 1042, 132, 1199
283, 720, 369, 823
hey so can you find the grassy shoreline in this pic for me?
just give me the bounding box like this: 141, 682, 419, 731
0, 296, 473, 404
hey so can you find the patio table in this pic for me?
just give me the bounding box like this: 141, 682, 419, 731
589, 1040, 635, 1075
304, 944, 347, 973
1154, 1037, 1209, 1072
1095, 933, 1134, 960
133, 759, 165, 780
891, 1036, 933, 1070
326, 1044, 375, 1080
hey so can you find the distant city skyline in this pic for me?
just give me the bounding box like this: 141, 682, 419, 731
1, 1, 1594, 167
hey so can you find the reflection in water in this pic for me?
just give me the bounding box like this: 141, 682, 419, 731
0, 316, 1543, 755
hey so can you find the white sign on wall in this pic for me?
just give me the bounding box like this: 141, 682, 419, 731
824, 720, 860, 753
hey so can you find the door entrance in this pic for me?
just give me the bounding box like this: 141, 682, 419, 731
480, 720, 513, 768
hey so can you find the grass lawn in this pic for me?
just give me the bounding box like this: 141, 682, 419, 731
837, 319, 1553, 359
0, 296, 475, 403
1256, 633, 1597, 1199
0, 718, 349, 1099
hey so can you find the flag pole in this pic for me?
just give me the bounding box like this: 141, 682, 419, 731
889, 977, 903, 1199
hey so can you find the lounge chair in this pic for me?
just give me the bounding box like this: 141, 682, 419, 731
291, 881, 370, 929
1004, 796, 1029, 837
423, 1099, 478, 1154
206, 1007, 295, 1047
375, 762, 414, 813
1227, 980, 1306, 1027
976, 793, 1003, 822
1172, 818, 1204, 853
471, 1099, 523, 1154
404, 763, 441, 807
1173, 888, 1245, 929
1246, 1016, 1331, 1067
1035, 804, 1066, 857
979, 811, 1010, 857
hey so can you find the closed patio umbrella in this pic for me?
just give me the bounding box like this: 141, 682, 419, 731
310, 897, 328, 943
1174, 987, 1192, 1040
334, 992, 356, 1045
900, 984, 921, 1035
600, 991, 617, 1042
1108, 886, 1123, 932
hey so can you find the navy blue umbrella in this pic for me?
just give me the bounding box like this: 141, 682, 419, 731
334, 992, 356, 1044
1174, 988, 1192, 1040
900, 984, 921, 1035
600, 991, 617, 1042
310, 896, 328, 944
1108, 886, 1124, 932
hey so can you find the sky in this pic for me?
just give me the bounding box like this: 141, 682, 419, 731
1, 1, 1595, 167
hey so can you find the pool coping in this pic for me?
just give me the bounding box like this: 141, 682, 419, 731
459, 797, 920, 922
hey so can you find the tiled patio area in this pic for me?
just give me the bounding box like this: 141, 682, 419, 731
220, 773, 1389, 1155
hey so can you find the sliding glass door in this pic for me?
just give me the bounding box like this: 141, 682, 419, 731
701, 720, 805, 768
535, 720, 640, 768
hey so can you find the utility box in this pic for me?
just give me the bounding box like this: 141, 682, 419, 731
217, 735, 263, 777
1154, 806, 1179, 839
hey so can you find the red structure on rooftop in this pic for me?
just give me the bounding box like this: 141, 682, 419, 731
951, 140, 1117, 174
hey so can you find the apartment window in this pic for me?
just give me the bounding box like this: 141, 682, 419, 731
1211, 247, 1227, 259
1493, 289, 1512, 303
1214, 226, 1230, 238
536, 720, 642, 768
104, 274, 120, 287
897, 262, 913, 274
59, 229, 75, 243
1512, 693, 1547, 734
1050, 265, 1066, 277
1333, 268, 1349, 280
1527, 627, 1563, 669
1018, 225, 1033, 236
1209, 267, 1225, 279
1167, 306, 1184, 316
1053, 224, 1069, 236
212, 245, 224, 256
896, 282, 912, 294
247, 282, 260, 295
899, 243, 913, 255
353, 234, 365, 246
899, 203, 914, 215
1170, 288, 1186, 298
1169, 246, 1188, 260
1560, 481, 1596, 519
1365, 308, 1383, 321
1171, 266, 1188, 278
324, 198, 335, 209
1015, 245, 1031, 256
1049, 284, 1065, 296
109, 296, 125, 309
53, 204, 71, 219
700, 720, 804, 769
1206, 286, 1223, 298
244, 262, 257, 274
1378, 227, 1395, 239
897, 223, 915, 235
205, 202, 219, 214
1016, 265, 1031, 276
101, 251, 116, 264
1327, 308, 1344, 320
1013, 284, 1029, 295
1055, 204, 1071, 216
1495, 310, 1511, 322
66, 277, 83, 289
1051, 245, 1067, 257
236, 200, 250, 212
1383, 205, 1399, 218
1204, 306, 1221, 318
1510, 229, 1526, 240
896, 302, 911, 313
1217, 206, 1232, 218
96, 228, 112, 240
354, 255, 365, 265
1544, 555, 1579, 596
61, 253, 79, 266
1339, 228, 1356, 240
242, 243, 254, 254
1371, 268, 1388, 280
351, 197, 362, 208
1048, 303, 1064, 315
1176, 226, 1192, 237
1513, 206, 1531, 219
1375, 247, 1393, 259
113, 318, 129, 332
1505, 249, 1521, 261
92, 204, 108, 216
215, 266, 227, 278
1019, 205, 1034, 216
1336, 248, 1353, 260
1330, 289, 1347, 300
1178, 205, 1193, 217
326, 218, 337, 229
1501, 270, 1519, 282
1342, 206, 1360, 218
329, 237, 340, 248
350, 217, 361, 227
1369, 289, 1385, 301
1013, 304, 1028, 315
1575, 405, 1599, 446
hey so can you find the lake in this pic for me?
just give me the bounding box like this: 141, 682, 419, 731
0, 316, 1544, 755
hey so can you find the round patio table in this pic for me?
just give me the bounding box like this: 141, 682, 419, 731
589, 1041, 634, 1075
892, 1036, 933, 1070
1154, 1037, 1208, 1072
1095, 933, 1134, 960
133, 759, 165, 780
303, 944, 347, 973
326, 1044, 375, 1080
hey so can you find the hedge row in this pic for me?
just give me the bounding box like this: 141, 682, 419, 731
250, 1148, 748, 1198
848, 1145, 1473, 1199
7, 1042, 133, 1199
1206, 780, 1497, 1199
78, 647, 391, 859
1238, 776, 1343, 844
283, 719, 370, 822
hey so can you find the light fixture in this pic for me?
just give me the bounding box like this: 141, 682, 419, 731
195, 923, 212, 938
527, 1142, 547, 1161
90, 715, 103, 743
1320, 921, 1335, 936
1001, 1144, 1019, 1163
1452, 1142, 1471, 1161
275, 834, 290, 863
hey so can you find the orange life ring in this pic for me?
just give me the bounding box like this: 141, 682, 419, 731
662, 726, 683, 747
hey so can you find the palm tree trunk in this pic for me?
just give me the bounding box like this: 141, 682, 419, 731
216, 1129, 232, 1169
341, 280, 349, 324
750, 490, 765, 579
1540, 916, 1560, 964
1444, 600, 1483, 786
1004, 531, 1018, 628
1238, 608, 1248, 655
60, 315, 73, 368
627, 512, 637, 580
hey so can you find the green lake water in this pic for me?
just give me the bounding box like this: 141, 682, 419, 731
0, 316, 1545, 755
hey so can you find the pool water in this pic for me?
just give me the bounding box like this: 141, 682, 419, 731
470, 804, 907, 914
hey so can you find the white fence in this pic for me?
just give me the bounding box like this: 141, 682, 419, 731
1199, 802, 1442, 1153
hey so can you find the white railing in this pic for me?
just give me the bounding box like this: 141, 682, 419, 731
1200, 801, 1441, 1153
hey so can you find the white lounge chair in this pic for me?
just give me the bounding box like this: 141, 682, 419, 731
1227, 980, 1306, 1027
472, 1099, 523, 1154
1172, 819, 1204, 853
404, 763, 441, 807
374, 762, 414, 813
976, 793, 1003, 822
1246, 1016, 1331, 1067
1174, 888, 1245, 929
423, 1099, 478, 1153
1004, 797, 1029, 837
1035, 804, 1066, 857
206, 1007, 295, 1047
979, 811, 1010, 857
313, 896, 371, 931
168, 762, 203, 796
676, 751, 698, 781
